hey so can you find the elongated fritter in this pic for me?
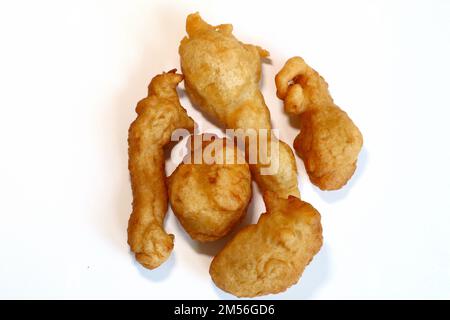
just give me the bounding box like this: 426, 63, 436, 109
179, 13, 299, 199
169, 136, 251, 242
127, 71, 194, 269
276, 57, 363, 190
210, 192, 323, 297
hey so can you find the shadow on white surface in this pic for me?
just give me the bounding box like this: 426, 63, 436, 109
131, 252, 176, 282
211, 243, 331, 300
314, 147, 368, 203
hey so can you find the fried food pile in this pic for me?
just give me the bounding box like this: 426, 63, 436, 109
179, 13, 300, 199
276, 57, 363, 190
127, 71, 194, 269
169, 136, 251, 242
126, 12, 363, 297
210, 192, 323, 297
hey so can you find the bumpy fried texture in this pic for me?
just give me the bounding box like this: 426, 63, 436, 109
210, 192, 323, 297
179, 13, 299, 199
127, 71, 194, 269
169, 136, 251, 242
275, 57, 363, 190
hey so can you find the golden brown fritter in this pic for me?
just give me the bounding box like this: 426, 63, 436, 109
127, 71, 194, 269
168, 136, 251, 242
210, 192, 323, 297
276, 57, 363, 190
179, 13, 299, 199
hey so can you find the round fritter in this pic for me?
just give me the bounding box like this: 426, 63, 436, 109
168, 137, 252, 242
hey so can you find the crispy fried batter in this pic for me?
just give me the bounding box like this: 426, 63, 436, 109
210, 192, 323, 297
179, 13, 299, 199
127, 71, 194, 269
168, 136, 251, 242
276, 57, 363, 190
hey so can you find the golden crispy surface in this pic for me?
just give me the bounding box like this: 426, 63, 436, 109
179, 13, 299, 198
210, 192, 323, 297
276, 57, 363, 190
168, 137, 251, 242
127, 71, 194, 269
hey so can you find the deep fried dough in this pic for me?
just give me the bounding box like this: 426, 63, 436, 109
179, 13, 299, 199
275, 57, 363, 190
127, 71, 194, 269
169, 136, 251, 242
210, 192, 323, 297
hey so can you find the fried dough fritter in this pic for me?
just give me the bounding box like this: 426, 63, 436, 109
210, 192, 323, 297
127, 71, 194, 269
179, 13, 299, 199
169, 136, 252, 242
275, 57, 363, 190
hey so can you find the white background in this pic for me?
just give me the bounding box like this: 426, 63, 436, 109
0, 0, 449, 299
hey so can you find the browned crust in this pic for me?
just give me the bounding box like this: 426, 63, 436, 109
127, 71, 194, 269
